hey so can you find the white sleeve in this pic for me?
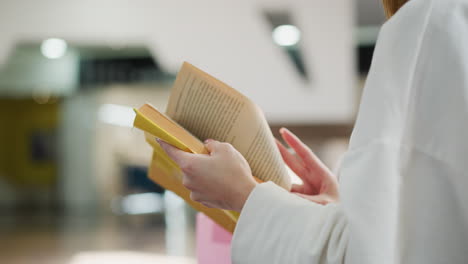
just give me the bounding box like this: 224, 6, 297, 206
233, 0, 468, 263
231, 182, 348, 264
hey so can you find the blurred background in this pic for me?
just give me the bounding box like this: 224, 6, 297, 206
0, 0, 385, 263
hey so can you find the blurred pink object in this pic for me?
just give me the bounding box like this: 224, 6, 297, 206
196, 213, 232, 264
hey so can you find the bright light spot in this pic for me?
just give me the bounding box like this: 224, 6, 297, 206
98, 104, 135, 127
115, 192, 164, 215
41, 38, 67, 59
286, 165, 303, 185
164, 191, 188, 255
272, 25, 301, 47
69, 251, 196, 264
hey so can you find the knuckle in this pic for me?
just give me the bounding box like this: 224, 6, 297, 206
207, 140, 219, 146
211, 140, 222, 146
220, 143, 235, 153
218, 142, 230, 149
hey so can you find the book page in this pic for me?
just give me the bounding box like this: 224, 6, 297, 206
166, 62, 291, 190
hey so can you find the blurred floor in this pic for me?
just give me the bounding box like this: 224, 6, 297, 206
0, 212, 196, 264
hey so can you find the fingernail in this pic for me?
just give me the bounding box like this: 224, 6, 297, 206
156, 138, 162, 145
279, 127, 287, 134
204, 138, 213, 144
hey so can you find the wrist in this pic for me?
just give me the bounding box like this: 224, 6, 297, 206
232, 178, 257, 212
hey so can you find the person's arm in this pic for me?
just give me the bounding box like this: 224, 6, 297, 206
232, 128, 346, 263
158, 128, 346, 264
232, 182, 348, 264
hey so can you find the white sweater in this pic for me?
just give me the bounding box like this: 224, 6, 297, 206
232, 0, 468, 263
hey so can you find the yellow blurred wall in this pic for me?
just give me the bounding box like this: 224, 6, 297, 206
0, 99, 59, 187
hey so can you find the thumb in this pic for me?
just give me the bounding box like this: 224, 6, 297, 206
157, 138, 192, 166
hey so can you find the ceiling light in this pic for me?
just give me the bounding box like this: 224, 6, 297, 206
272, 25, 301, 47
41, 38, 67, 59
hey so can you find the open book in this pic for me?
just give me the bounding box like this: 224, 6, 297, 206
133, 62, 291, 232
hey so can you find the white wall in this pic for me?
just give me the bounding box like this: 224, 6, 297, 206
0, 0, 356, 123
356, 0, 386, 26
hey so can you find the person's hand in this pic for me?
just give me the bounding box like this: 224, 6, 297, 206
157, 138, 257, 212
276, 128, 339, 205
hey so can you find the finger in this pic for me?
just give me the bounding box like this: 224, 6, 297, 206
182, 175, 197, 191
291, 183, 318, 195
204, 139, 220, 154
291, 184, 305, 193
279, 127, 314, 164
280, 128, 330, 174
200, 201, 217, 209
293, 193, 328, 205
276, 139, 306, 178
190, 192, 202, 203
157, 138, 193, 167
